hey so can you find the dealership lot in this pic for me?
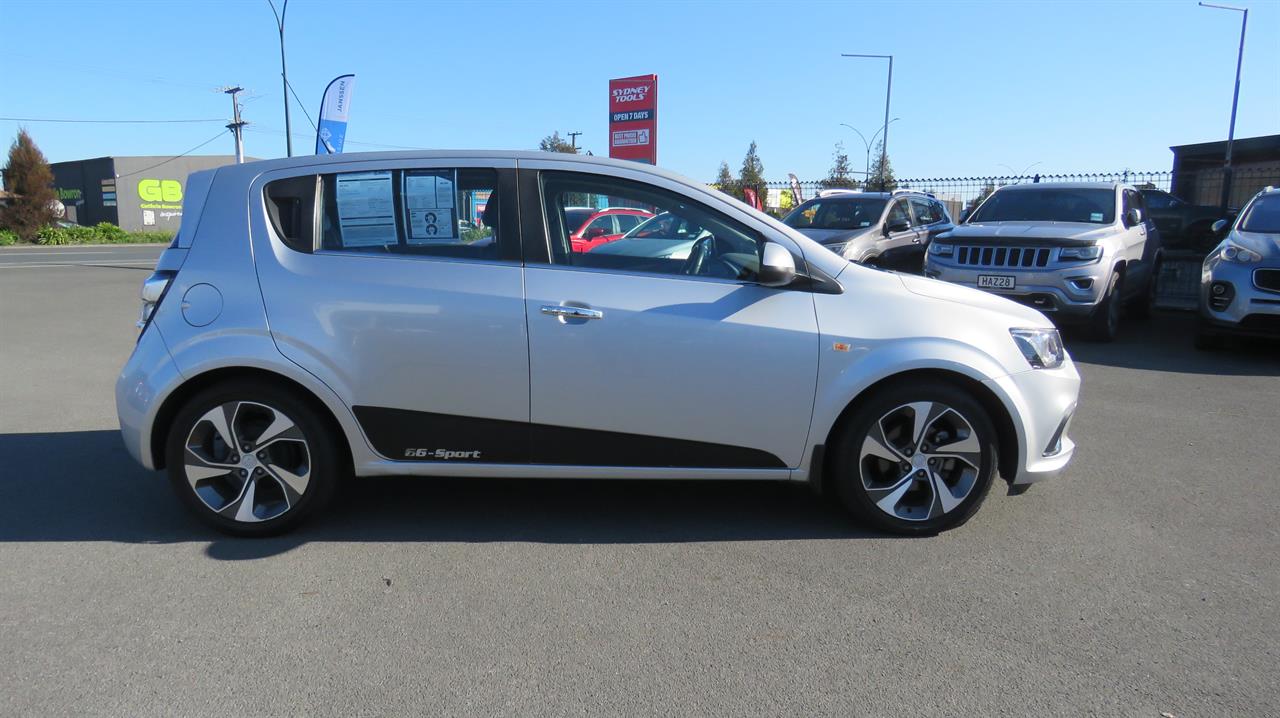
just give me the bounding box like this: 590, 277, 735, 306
1, 246, 1277, 715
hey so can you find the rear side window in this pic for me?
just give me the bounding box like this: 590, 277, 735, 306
311, 167, 503, 260
265, 175, 319, 252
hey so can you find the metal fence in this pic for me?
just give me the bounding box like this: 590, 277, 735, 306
720, 166, 1280, 221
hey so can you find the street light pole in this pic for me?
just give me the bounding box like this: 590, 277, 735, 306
1199, 2, 1248, 211
268, 0, 292, 158
842, 53, 893, 189
840, 118, 900, 182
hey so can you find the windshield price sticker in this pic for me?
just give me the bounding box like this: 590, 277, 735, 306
403, 170, 458, 244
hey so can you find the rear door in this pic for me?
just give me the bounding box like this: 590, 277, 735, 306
252, 159, 531, 463
518, 163, 819, 472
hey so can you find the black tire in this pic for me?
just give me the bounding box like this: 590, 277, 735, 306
164, 380, 341, 536
1129, 258, 1161, 320
1088, 271, 1122, 342
829, 379, 998, 535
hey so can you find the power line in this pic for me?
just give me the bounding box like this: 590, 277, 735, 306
115, 130, 231, 178
0, 116, 226, 124
284, 79, 318, 132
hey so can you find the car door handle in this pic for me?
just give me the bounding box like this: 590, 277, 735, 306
912, 237, 922, 244
541, 305, 603, 320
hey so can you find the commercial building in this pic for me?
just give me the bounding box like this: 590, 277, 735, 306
1169, 134, 1280, 208
49, 155, 249, 233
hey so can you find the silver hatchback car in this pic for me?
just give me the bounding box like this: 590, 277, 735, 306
118, 151, 1080, 536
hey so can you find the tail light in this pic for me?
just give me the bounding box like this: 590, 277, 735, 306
137, 270, 176, 333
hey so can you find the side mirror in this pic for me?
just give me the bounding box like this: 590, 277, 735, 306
1212, 219, 1229, 236
1125, 207, 1143, 227
960, 209, 972, 223
758, 242, 796, 288
585, 227, 606, 239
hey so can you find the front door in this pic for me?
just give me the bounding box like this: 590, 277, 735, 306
520, 166, 820, 470
877, 198, 921, 271
252, 160, 531, 463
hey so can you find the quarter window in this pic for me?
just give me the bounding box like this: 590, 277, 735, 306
316, 167, 503, 260
541, 171, 763, 281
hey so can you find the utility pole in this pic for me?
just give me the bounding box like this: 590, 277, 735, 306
841, 53, 894, 190
268, 0, 292, 157
568, 131, 582, 151
1199, 2, 1248, 212
223, 86, 247, 164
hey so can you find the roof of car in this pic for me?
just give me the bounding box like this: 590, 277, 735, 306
996, 182, 1123, 191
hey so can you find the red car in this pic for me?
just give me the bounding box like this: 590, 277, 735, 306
566, 207, 655, 253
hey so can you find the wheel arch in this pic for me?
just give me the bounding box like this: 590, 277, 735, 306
819, 368, 1020, 492
150, 366, 352, 473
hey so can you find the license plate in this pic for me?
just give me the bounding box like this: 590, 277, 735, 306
977, 274, 1015, 290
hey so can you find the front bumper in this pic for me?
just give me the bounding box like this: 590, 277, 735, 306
1200, 259, 1280, 336
983, 357, 1081, 486
925, 256, 1107, 319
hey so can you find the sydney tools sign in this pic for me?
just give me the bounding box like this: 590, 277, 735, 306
608, 74, 657, 164
316, 74, 356, 154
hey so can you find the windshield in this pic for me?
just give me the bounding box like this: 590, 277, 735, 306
970, 188, 1115, 224
1239, 194, 1280, 234
564, 209, 595, 233
784, 198, 887, 230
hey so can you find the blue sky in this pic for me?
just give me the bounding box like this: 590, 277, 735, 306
4, 0, 1278, 182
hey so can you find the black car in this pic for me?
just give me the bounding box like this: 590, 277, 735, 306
1140, 189, 1233, 252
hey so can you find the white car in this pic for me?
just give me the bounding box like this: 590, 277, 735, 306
117, 151, 1080, 536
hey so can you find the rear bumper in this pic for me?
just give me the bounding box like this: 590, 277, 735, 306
115, 325, 182, 471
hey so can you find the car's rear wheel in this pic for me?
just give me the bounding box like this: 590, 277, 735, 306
830, 380, 998, 535
1088, 271, 1122, 341
165, 381, 339, 536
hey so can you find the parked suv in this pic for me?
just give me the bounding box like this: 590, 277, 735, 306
1196, 186, 1280, 348
1140, 188, 1233, 252
925, 183, 1163, 341
782, 190, 953, 272
118, 151, 1079, 537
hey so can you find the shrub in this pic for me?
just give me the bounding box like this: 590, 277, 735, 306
33, 223, 171, 245
0, 229, 18, 246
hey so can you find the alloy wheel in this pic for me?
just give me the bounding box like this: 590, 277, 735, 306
182, 401, 312, 523
857, 401, 983, 521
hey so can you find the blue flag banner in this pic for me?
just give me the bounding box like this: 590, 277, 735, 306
315, 74, 355, 154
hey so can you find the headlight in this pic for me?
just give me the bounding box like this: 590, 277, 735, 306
1059, 245, 1102, 261
1221, 241, 1262, 263
929, 242, 954, 257
823, 241, 851, 257
1010, 327, 1065, 370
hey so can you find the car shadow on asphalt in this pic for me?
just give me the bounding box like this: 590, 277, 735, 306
0, 430, 882, 559
1062, 311, 1279, 376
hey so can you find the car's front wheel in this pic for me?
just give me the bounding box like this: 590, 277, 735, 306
165, 381, 340, 536
830, 379, 998, 535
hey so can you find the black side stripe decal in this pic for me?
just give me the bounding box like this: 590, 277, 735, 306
352, 406, 787, 469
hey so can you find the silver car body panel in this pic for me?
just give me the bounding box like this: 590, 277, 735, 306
1200, 189, 1280, 332
116, 150, 1079, 488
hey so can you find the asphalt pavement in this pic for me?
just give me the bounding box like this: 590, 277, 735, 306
1, 245, 1277, 716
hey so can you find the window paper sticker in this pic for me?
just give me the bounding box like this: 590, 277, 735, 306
403, 170, 458, 243
336, 171, 397, 247
1090, 212, 1104, 222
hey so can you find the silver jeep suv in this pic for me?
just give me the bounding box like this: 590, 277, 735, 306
924, 182, 1163, 341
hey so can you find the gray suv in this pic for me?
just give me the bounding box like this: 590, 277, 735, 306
1196, 186, 1280, 348
924, 183, 1163, 341
782, 190, 953, 272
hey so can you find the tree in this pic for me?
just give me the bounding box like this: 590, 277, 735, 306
714, 161, 739, 198
865, 141, 897, 192
0, 129, 56, 241
538, 131, 578, 154
821, 141, 858, 189
739, 140, 765, 188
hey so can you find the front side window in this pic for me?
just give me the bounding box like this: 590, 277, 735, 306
783, 198, 887, 230
541, 171, 763, 281
970, 188, 1116, 224
318, 167, 502, 260
886, 200, 911, 230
